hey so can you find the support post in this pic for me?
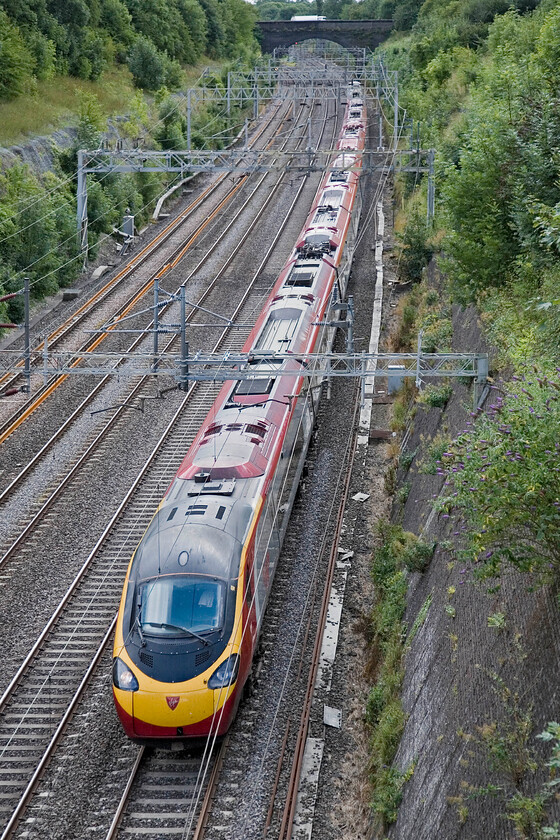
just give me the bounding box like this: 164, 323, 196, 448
187, 89, 192, 152
427, 149, 435, 222
227, 72, 231, 116
179, 285, 189, 391
43, 335, 48, 387
393, 71, 399, 151
244, 118, 248, 150
415, 329, 423, 389
153, 279, 159, 373
23, 277, 30, 394
347, 295, 354, 354
76, 150, 88, 257
253, 71, 259, 120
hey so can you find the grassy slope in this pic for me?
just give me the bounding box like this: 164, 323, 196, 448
0, 61, 222, 146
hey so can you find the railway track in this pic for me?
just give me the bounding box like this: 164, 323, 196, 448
0, 90, 340, 839
191, 376, 362, 840
0, 91, 321, 502
0, 98, 289, 445
0, 95, 324, 562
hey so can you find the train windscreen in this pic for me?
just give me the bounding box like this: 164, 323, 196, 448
139, 575, 226, 636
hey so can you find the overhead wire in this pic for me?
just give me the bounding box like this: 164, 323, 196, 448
0, 73, 260, 286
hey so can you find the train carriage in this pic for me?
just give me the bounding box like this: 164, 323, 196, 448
112, 81, 367, 743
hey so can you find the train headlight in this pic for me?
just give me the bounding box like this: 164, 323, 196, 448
113, 657, 139, 692
208, 654, 240, 690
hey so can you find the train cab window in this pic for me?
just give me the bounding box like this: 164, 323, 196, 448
285, 262, 320, 287
139, 575, 226, 636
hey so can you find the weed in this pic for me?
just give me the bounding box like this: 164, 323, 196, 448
417, 382, 454, 408
506, 792, 548, 837
384, 464, 396, 495
477, 700, 537, 785
406, 592, 433, 647
367, 521, 420, 826
372, 763, 414, 826
399, 448, 417, 470
488, 611, 507, 629
422, 317, 453, 352
396, 482, 411, 504
391, 382, 417, 432
418, 432, 452, 474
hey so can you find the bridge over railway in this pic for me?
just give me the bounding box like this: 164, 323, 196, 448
256, 19, 394, 54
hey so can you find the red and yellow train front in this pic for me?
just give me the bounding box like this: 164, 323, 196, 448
112, 501, 257, 744
113, 637, 245, 741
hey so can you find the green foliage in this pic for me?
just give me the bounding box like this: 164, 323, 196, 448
0, 0, 257, 96
418, 431, 452, 475
128, 36, 173, 90
372, 765, 409, 826
0, 164, 79, 314
407, 592, 432, 645
470, 712, 560, 837
397, 209, 433, 284
76, 90, 107, 148
366, 519, 427, 826
399, 448, 416, 470
438, 371, 560, 580
0, 10, 34, 100
396, 482, 411, 504
417, 383, 453, 408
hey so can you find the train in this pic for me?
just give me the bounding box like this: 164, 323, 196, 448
112, 80, 367, 744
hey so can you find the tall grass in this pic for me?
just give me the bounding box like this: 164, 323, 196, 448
0, 60, 221, 146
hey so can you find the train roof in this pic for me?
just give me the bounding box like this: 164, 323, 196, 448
130, 498, 252, 582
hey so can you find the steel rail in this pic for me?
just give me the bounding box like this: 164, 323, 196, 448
278, 379, 361, 840
0, 95, 333, 840
0, 100, 314, 561
0, 621, 116, 840
61, 93, 336, 840
154, 95, 341, 840
0, 100, 288, 441
0, 100, 285, 390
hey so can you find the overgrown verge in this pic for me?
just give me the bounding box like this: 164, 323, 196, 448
0, 61, 260, 325
367, 521, 434, 828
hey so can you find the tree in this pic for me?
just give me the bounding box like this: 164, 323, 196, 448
128, 36, 166, 89
0, 11, 34, 100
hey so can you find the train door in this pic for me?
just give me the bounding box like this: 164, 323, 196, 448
253, 494, 280, 631
243, 549, 258, 647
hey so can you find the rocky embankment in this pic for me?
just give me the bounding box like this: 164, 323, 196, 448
386, 289, 560, 838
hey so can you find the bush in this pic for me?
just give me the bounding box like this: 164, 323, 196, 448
397, 209, 434, 284
128, 37, 168, 90
439, 370, 560, 579
417, 382, 453, 408
418, 431, 452, 475
0, 11, 34, 100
